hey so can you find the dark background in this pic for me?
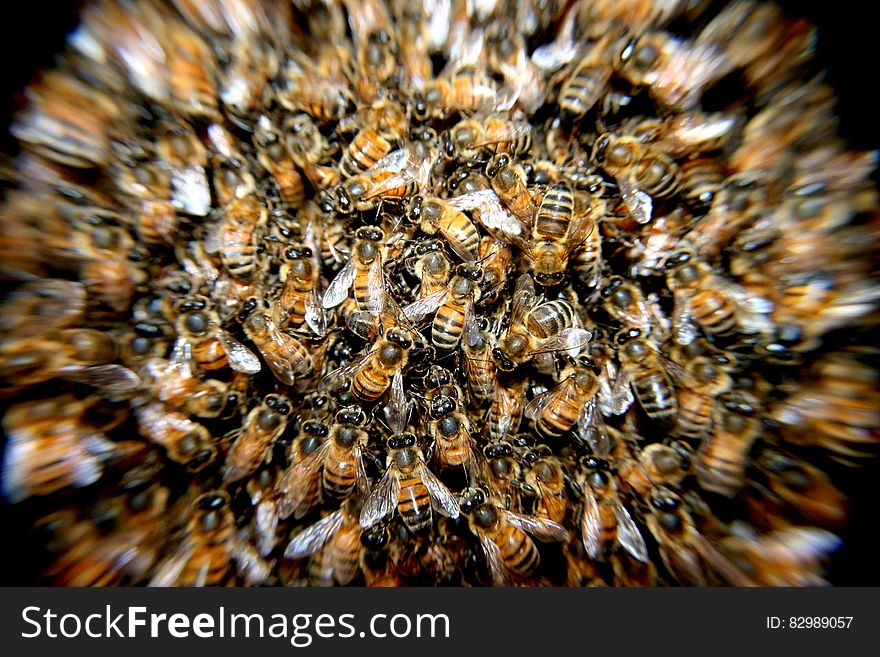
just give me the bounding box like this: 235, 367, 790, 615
0, 1, 876, 586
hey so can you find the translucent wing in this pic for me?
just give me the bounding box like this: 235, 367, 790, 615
216, 330, 262, 374
531, 327, 592, 358
255, 498, 280, 557
260, 337, 297, 385
619, 176, 653, 225
524, 377, 574, 422
615, 501, 649, 563
503, 509, 570, 542
580, 489, 603, 560
478, 533, 511, 586
365, 254, 386, 308
576, 399, 612, 458
418, 462, 460, 518
402, 290, 447, 323
491, 384, 524, 442
283, 508, 345, 560
449, 189, 530, 249
322, 258, 356, 309
510, 274, 537, 327
359, 468, 400, 528
436, 221, 477, 263
59, 364, 142, 394
672, 289, 699, 346
277, 440, 330, 520
148, 548, 193, 587
610, 366, 635, 415
384, 371, 411, 435
170, 166, 211, 217
320, 351, 371, 393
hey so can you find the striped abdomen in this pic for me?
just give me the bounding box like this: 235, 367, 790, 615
696, 433, 752, 498
432, 297, 468, 350
497, 524, 540, 575
192, 338, 228, 371
311, 525, 361, 586
675, 389, 714, 439
633, 367, 677, 421
526, 300, 576, 338
691, 289, 737, 336
322, 449, 358, 500
397, 475, 432, 532
536, 394, 582, 439
534, 183, 574, 241
340, 129, 392, 180
559, 62, 611, 117
352, 358, 393, 401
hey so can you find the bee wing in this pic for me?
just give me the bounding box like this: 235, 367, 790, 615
277, 440, 330, 520
261, 335, 298, 386
609, 366, 635, 416
580, 488, 603, 560
715, 275, 775, 333
510, 273, 537, 326
417, 462, 460, 518
503, 508, 570, 542
170, 166, 211, 217
360, 468, 400, 528
478, 533, 512, 586
366, 252, 386, 302
614, 501, 649, 563
437, 222, 477, 263
216, 330, 262, 374
531, 327, 593, 358
320, 351, 371, 392
354, 445, 371, 496
618, 176, 653, 225
322, 258, 356, 309
523, 377, 573, 421
402, 290, 448, 324
283, 508, 345, 560
304, 293, 329, 337
255, 498, 280, 557
492, 384, 524, 442
450, 189, 531, 250
563, 210, 598, 258
672, 289, 699, 346
384, 371, 411, 435
576, 399, 613, 458
58, 364, 142, 394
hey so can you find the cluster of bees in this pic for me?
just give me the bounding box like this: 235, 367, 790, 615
1, 0, 879, 587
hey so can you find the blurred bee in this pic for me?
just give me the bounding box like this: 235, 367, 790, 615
165, 17, 221, 120
494, 275, 591, 373
355, 29, 399, 103
134, 403, 216, 472
417, 69, 500, 120
523, 451, 569, 525
335, 147, 426, 214
484, 22, 544, 114
600, 276, 669, 339
524, 357, 601, 442
555, 29, 623, 117
150, 492, 272, 587
76, 223, 146, 313
278, 406, 370, 521
444, 113, 532, 163
663, 248, 773, 346
223, 394, 293, 483
427, 394, 481, 484
283, 113, 340, 192
322, 226, 386, 314
679, 155, 725, 210
592, 132, 682, 225
610, 327, 678, 422
118, 321, 171, 367
140, 355, 228, 419
155, 119, 211, 217
1, 395, 145, 503
284, 497, 366, 586
211, 154, 259, 207
0, 278, 86, 339
462, 313, 497, 405
459, 487, 569, 586
620, 440, 695, 500
254, 116, 306, 209
204, 195, 269, 281
578, 456, 649, 563
412, 196, 481, 260
246, 466, 284, 557
174, 296, 262, 374
673, 356, 734, 440
695, 391, 763, 498
274, 245, 328, 337
746, 446, 848, 531
645, 488, 753, 586
242, 306, 314, 385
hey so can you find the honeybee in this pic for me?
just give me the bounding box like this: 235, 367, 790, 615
134, 403, 216, 472
645, 488, 753, 586
524, 358, 602, 442
360, 430, 459, 534
204, 195, 269, 281
322, 226, 386, 314
444, 113, 533, 163
459, 487, 569, 586
118, 321, 171, 367
600, 276, 669, 339
0, 278, 86, 339
155, 119, 211, 217
663, 248, 774, 346
76, 223, 145, 313
211, 153, 259, 206
695, 391, 763, 498
284, 496, 366, 586
408, 239, 451, 300
555, 29, 623, 117
476, 236, 512, 305
488, 372, 527, 444
592, 132, 681, 225
335, 148, 426, 213
283, 113, 340, 192
427, 394, 481, 484
340, 128, 394, 181
149, 492, 272, 587
485, 152, 537, 227
174, 296, 262, 374
254, 116, 306, 209
246, 466, 284, 557
355, 29, 399, 103
278, 406, 370, 521
673, 356, 734, 440
140, 356, 228, 419
223, 394, 293, 483
412, 196, 481, 260
484, 22, 544, 114
578, 456, 649, 563
610, 327, 678, 422
417, 69, 500, 120
523, 452, 569, 525
494, 274, 591, 372
165, 17, 220, 120
1, 395, 145, 503
462, 313, 497, 405
679, 155, 725, 210
274, 245, 328, 337
242, 306, 314, 385
418, 262, 483, 351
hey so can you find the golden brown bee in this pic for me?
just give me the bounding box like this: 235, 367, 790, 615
610, 327, 678, 422
679, 155, 725, 210
673, 356, 734, 440
76, 223, 145, 313
322, 226, 386, 314
445, 113, 533, 162
488, 372, 527, 445
337, 326, 413, 402
360, 432, 459, 534
524, 451, 569, 525
359, 523, 403, 587
600, 276, 669, 339
0, 278, 86, 339
556, 30, 623, 117
165, 17, 220, 120
494, 274, 591, 372
335, 148, 423, 213
578, 456, 649, 564
459, 487, 569, 586
279, 406, 370, 521
254, 117, 306, 209
413, 196, 481, 260
150, 491, 272, 587
204, 195, 268, 281
275, 66, 354, 122
524, 358, 601, 441
409, 239, 451, 300
462, 314, 497, 405
174, 296, 262, 374
485, 152, 537, 228
340, 128, 393, 180
284, 496, 366, 586
663, 248, 774, 346
355, 29, 399, 103
242, 307, 314, 386
424, 263, 483, 351
592, 132, 682, 225
427, 394, 481, 484
1, 395, 145, 503
223, 394, 293, 483
273, 245, 327, 337
645, 488, 753, 586
695, 391, 763, 498
140, 356, 228, 419
417, 69, 500, 120
134, 403, 216, 472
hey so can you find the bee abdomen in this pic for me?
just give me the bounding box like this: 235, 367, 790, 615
499, 525, 539, 575
691, 291, 737, 335
432, 301, 467, 350
635, 370, 677, 420
527, 300, 575, 338
398, 477, 432, 532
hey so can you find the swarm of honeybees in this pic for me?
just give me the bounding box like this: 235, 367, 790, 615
1, 0, 879, 587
